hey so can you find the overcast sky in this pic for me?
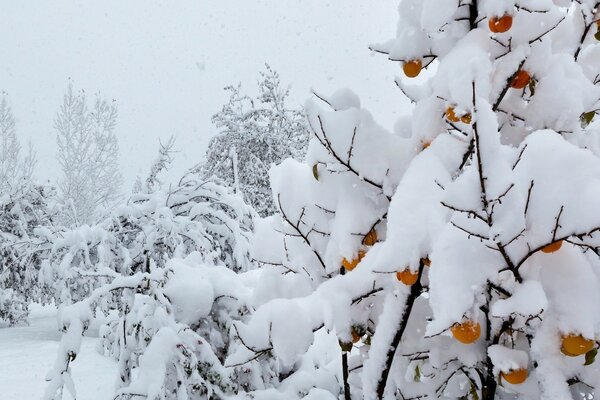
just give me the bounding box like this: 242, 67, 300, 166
0, 1, 407, 190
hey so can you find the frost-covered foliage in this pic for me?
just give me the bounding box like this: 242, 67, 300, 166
237, 1, 600, 400
0, 183, 56, 326
200, 65, 310, 217
134, 136, 177, 195
44, 173, 260, 400
0, 95, 36, 192
55, 83, 123, 226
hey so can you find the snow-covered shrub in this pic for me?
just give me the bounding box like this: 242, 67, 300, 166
236, 1, 600, 399
0, 183, 57, 325
44, 173, 260, 399
41, 173, 255, 305
200, 65, 310, 217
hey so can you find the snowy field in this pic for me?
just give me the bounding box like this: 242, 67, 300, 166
0, 305, 115, 400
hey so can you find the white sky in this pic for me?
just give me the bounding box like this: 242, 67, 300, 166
0, 1, 408, 190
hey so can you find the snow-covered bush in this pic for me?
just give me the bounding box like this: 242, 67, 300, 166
235, 1, 600, 399
41, 173, 255, 305
43, 173, 260, 399
0, 183, 57, 325
200, 65, 310, 217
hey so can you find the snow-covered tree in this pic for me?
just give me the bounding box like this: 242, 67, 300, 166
0, 183, 57, 325
55, 83, 122, 225
0, 95, 36, 192
43, 172, 262, 399
234, 1, 600, 400
200, 65, 310, 217
228, 88, 406, 400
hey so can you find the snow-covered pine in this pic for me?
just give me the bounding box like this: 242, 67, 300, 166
200, 65, 310, 217
237, 1, 600, 400
43, 172, 261, 400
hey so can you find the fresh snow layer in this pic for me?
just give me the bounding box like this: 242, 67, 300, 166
0, 304, 116, 400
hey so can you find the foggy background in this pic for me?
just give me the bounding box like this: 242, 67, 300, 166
0, 0, 407, 191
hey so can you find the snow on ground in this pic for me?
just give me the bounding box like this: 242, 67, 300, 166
0, 304, 116, 400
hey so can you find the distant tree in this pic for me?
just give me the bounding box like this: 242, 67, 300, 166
55, 83, 122, 225
0, 95, 36, 191
200, 65, 309, 216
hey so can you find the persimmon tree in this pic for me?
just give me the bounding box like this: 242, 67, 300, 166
227, 83, 432, 399
236, 1, 600, 399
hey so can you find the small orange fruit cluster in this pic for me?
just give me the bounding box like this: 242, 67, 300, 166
446, 107, 472, 124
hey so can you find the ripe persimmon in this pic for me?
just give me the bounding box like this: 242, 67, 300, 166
501, 368, 528, 384
342, 250, 366, 271
460, 113, 472, 124
541, 240, 562, 253
511, 70, 531, 89
403, 59, 422, 78
561, 334, 595, 357
489, 15, 513, 33
445, 107, 460, 123
363, 229, 378, 246
396, 269, 419, 285
451, 320, 481, 344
